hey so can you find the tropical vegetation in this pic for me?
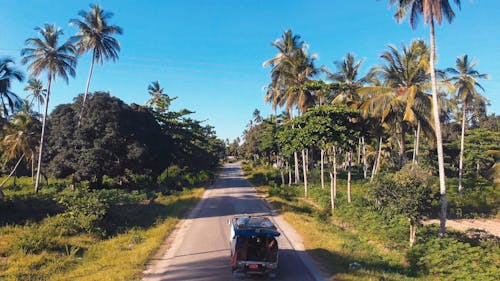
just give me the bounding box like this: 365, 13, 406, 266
0, 4, 224, 280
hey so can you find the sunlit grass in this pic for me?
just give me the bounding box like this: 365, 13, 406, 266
0, 187, 204, 281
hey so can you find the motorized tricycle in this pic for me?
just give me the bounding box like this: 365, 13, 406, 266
229, 215, 280, 278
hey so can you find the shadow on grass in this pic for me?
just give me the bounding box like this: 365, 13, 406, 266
308, 247, 413, 278
103, 196, 198, 235
0, 196, 62, 226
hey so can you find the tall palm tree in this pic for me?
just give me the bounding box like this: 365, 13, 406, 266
0, 109, 40, 196
446, 54, 488, 194
267, 32, 318, 194
264, 30, 313, 185
24, 78, 46, 114
21, 23, 77, 193
389, 0, 461, 236
0, 57, 24, 117
70, 3, 122, 122
359, 40, 431, 168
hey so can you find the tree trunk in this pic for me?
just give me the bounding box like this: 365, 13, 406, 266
357, 138, 361, 165
362, 137, 367, 179
78, 50, 96, 126
280, 159, 285, 187
321, 149, 325, 189
287, 161, 292, 187
347, 151, 352, 203
413, 121, 421, 165
409, 219, 417, 247
430, 19, 447, 236
31, 152, 35, 183
0, 154, 25, 197
329, 146, 337, 211
399, 122, 406, 168
458, 100, 467, 195
294, 152, 300, 184
371, 137, 383, 182
35, 76, 52, 193
302, 149, 308, 198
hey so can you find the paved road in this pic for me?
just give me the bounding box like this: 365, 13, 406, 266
142, 162, 323, 281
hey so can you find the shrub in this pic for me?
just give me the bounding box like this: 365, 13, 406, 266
157, 165, 185, 190
13, 223, 58, 254
197, 170, 211, 184
407, 238, 500, 280
54, 188, 109, 235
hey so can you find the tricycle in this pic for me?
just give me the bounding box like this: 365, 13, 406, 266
229, 215, 280, 278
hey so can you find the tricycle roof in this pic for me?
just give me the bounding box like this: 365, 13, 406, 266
230, 216, 280, 237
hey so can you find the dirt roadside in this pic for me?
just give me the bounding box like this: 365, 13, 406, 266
423, 218, 500, 237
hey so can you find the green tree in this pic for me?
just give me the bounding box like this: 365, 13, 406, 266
21, 23, 77, 193
0, 109, 40, 196
359, 40, 432, 168
446, 54, 488, 194
70, 3, 122, 123
145, 81, 175, 111
388, 0, 462, 236
45, 92, 167, 185
372, 165, 433, 246
263, 29, 318, 185
297, 106, 362, 207
0, 57, 24, 117
24, 78, 46, 114
322, 52, 365, 107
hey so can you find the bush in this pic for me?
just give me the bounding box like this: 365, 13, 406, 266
54, 188, 109, 235
13, 223, 58, 254
157, 165, 185, 190
197, 170, 211, 184
407, 238, 500, 280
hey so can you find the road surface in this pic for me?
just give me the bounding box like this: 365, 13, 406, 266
142, 162, 323, 281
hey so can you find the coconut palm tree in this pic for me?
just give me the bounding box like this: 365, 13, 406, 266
70, 3, 122, 122
24, 78, 46, 114
0, 109, 40, 196
264, 29, 313, 185
145, 80, 175, 112
322, 53, 366, 108
0, 57, 24, 117
272, 35, 318, 194
389, 0, 461, 236
359, 40, 432, 168
21, 23, 77, 193
446, 54, 488, 194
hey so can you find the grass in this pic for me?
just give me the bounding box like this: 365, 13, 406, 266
245, 161, 500, 280
0, 178, 204, 281
257, 186, 420, 281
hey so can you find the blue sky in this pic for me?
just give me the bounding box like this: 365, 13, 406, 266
1, 0, 499, 141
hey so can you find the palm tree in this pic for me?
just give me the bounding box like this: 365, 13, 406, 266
359, 40, 432, 168
263, 29, 312, 185
446, 54, 488, 194
21, 23, 77, 193
322, 53, 365, 108
0, 109, 40, 196
145, 80, 175, 112
0, 57, 24, 117
253, 109, 262, 124
24, 78, 46, 114
70, 3, 122, 122
389, 0, 461, 236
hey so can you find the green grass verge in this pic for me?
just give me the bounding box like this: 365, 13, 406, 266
244, 162, 499, 281
0, 187, 204, 281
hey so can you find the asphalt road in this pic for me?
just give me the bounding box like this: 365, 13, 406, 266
142, 162, 322, 281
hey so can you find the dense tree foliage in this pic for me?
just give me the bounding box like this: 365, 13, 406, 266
43, 92, 224, 188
